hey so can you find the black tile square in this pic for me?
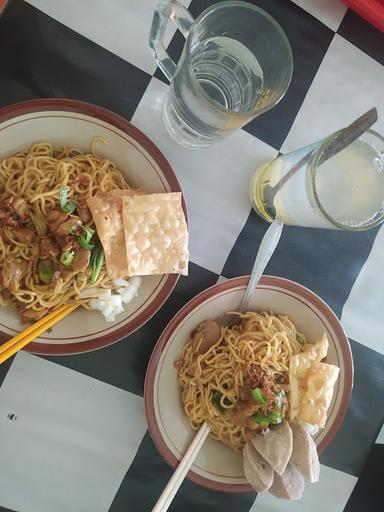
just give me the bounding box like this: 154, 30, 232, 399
222, 209, 379, 318
344, 443, 384, 511
110, 432, 256, 512
0, 0, 151, 120
338, 9, 384, 67
0, 357, 14, 388
156, 0, 334, 150
42, 263, 219, 395
320, 340, 384, 477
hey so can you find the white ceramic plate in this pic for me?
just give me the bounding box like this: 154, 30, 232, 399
0, 99, 185, 355
145, 276, 353, 492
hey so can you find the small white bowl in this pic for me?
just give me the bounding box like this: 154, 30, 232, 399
0, 99, 185, 355
145, 276, 353, 493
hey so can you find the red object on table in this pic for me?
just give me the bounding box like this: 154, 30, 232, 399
343, 0, 384, 31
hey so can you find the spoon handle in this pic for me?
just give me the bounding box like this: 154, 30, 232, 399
240, 219, 284, 311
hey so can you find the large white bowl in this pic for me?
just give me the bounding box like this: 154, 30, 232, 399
0, 99, 185, 355
144, 276, 353, 493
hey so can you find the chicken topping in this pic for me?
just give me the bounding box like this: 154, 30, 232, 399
13, 197, 29, 221
13, 228, 37, 244
21, 307, 49, 323
1, 257, 28, 292
232, 364, 287, 430
76, 202, 92, 224
0, 195, 30, 228
46, 210, 82, 238
40, 237, 60, 258
60, 247, 91, 282
191, 319, 221, 355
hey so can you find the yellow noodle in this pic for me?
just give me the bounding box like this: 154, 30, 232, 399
0, 140, 137, 317
178, 311, 304, 452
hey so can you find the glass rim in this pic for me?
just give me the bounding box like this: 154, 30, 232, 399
184, 0, 294, 117
310, 128, 384, 231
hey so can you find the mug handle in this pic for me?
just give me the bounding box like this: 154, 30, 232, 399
149, 0, 194, 82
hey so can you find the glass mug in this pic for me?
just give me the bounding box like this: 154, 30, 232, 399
150, 0, 293, 149
250, 129, 384, 231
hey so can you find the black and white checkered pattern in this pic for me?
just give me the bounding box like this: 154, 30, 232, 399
0, 1, 383, 511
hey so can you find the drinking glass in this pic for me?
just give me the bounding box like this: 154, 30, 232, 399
150, 0, 293, 149
250, 130, 384, 231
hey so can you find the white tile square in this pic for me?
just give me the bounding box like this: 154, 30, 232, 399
377, 423, 384, 445
341, 225, 384, 356
281, 35, 384, 154
26, 0, 191, 75
290, 0, 347, 31
132, 77, 278, 274
250, 464, 357, 512
0, 352, 147, 512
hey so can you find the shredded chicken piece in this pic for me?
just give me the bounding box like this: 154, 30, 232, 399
46, 210, 68, 233
0, 195, 30, 228
12, 197, 29, 221
13, 228, 37, 244
191, 319, 221, 355
77, 202, 92, 224
232, 402, 261, 429
30, 243, 40, 273
60, 247, 91, 282
40, 237, 60, 258
1, 257, 28, 292
232, 364, 283, 430
46, 210, 82, 238
0, 195, 29, 223
56, 235, 79, 252
21, 308, 49, 323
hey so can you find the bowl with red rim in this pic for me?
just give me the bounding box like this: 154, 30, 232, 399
144, 275, 353, 493
0, 98, 186, 355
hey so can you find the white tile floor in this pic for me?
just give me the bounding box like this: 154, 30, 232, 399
132, 77, 278, 274
0, 352, 147, 512
25, 0, 191, 75
341, 225, 384, 356
281, 34, 384, 155
250, 464, 357, 512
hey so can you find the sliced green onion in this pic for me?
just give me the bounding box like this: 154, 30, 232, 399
60, 250, 74, 267
296, 333, 305, 344
268, 411, 283, 425
59, 186, 69, 209
63, 201, 77, 214
39, 263, 54, 284
276, 389, 285, 409
251, 388, 267, 405
251, 411, 283, 426
90, 245, 99, 268
83, 225, 95, 241
211, 390, 232, 411
90, 246, 104, 283
77, 225, 95, 251
59, 185, 76, 213
66, 221, 81, 234
251, 412, 269, 424
77, 236, 94, 251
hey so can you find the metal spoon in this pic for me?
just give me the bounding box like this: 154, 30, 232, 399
263, 107, 378, 219
218, 218, 284, 326
151, 218, 284, 512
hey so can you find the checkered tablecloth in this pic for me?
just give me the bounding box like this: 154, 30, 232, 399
0, 1, 383, 511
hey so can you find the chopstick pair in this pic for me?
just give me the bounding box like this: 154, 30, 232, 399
0, 303, 78, 364
151, 422, 210, 512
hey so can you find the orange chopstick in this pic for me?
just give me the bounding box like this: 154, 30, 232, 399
0, 304, 78, 363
